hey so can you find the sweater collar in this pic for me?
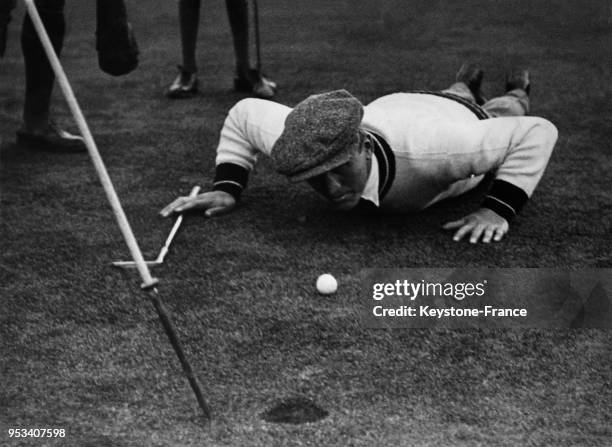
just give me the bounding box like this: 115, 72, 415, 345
359, 130, 396, 206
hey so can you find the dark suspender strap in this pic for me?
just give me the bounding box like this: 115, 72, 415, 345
411, 90, 490, 120
366, 131, 396, 200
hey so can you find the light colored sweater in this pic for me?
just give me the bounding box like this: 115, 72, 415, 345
213, 92, 558, 221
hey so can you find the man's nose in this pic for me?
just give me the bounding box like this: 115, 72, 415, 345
325, 172, 343, 194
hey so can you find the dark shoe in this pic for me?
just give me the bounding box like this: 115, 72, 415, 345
166, 66, 199, 99
506, 69, 530, 95
456, 63, 485, 105
17, 123, 86, 153
234, 69, 276, 99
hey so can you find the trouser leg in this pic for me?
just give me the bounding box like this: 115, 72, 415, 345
21, 0, 65, 130
441, 82, 477, 103
225, 0, 250, 77
482, 89, 530, 117
178, 0, 201, 73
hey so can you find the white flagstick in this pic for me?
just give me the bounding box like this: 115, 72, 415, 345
22, 0, 155, 288
22, 0, 211, 421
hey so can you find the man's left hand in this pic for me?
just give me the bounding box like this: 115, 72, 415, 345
443, 208, 509, 243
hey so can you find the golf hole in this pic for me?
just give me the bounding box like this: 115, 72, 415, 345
261, 397, 329, 424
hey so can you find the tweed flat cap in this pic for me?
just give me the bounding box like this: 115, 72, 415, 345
271, 90, 364, 182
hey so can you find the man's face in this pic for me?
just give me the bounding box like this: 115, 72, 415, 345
307, 135, 372, 210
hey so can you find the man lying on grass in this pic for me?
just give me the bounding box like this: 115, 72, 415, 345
161, 63, 558, 243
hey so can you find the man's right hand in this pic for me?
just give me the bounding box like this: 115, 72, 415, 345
160, 190, 237, 218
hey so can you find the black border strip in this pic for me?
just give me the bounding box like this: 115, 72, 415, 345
213, 162, 250, 199
367, 131, 396, 200
482, 179, 529, 221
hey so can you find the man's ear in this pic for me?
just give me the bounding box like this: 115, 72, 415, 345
359, 131, 372, 153
362, 134, 373, 160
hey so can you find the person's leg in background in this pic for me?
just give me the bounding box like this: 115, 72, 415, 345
226, 0, 275, 99
226, 0, 249, 80
167, 0, 277, 99
18, 0, 85, 151
0, 0, 17, 57
167, 0, 201, 98
179, 0, 200, 75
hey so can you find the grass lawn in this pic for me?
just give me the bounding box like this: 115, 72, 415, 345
1, 0, 611, 445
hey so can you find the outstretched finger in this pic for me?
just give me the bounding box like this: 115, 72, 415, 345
469, 224, 487, 244
443, 218, 466, 230
452, 222, 475, 242
160, 196, 188, 217
481, 227, 495, 244
493, 227, 506, 242
174, 196, 209, 213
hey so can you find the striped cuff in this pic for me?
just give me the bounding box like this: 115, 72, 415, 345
482, 179, 528, 222
213, 163, 249, 200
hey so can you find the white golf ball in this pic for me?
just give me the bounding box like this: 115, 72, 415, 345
316, 274, 338, 295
